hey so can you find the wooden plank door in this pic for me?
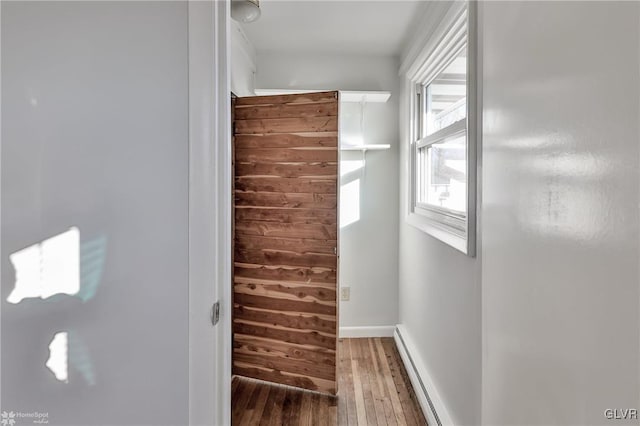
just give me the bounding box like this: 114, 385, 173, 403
232, 91, 339, 395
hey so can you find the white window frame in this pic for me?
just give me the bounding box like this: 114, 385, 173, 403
405, 1, 478, 256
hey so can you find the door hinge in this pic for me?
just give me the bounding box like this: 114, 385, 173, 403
334, 247, 337, 255
211, 301, 220, 326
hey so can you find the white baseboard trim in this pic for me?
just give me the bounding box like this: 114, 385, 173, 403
394, 324, 455, 426
339, 326, 395, 338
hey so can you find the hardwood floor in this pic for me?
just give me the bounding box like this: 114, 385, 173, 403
231, 338, 427, 425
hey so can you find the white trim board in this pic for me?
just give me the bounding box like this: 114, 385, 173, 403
339, 326, 395, 338
394, 325, 455, 426
188, 1, 232, 425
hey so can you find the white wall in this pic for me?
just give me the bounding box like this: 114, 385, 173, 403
1, 2, 190, 425
231, 21, 256, 96
398, 82, 482, 426
255, 52, 400, 330
397, 3, 482, 424
481, 2, 640, 424
399, 1, 640, 425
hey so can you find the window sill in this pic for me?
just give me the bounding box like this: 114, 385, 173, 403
406, 211, 470, 255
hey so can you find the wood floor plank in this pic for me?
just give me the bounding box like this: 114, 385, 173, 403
383, 398, 399, 426
381, 339, 427, 426
232, 338, 426, 426
247, 384, 271, 426
287, 387, 304, 425
280, 388, 295, 426
363, 339, 388, 426
351, 359, 368, 426
370, 339, 399, 426
310, 393, 322, 426
299, 391, 313, 426
232, 379, 256, 423
318, 393, 336, 426
257, 385, 277, 426
342, 339, 358, 426
357, 339, 379, 426
337, 341, 349, 426
375, 339, 409, 425
268, 386, 287, 426
231, 374, 241, 397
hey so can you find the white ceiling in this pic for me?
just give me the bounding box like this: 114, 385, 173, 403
240, 0, 426, 56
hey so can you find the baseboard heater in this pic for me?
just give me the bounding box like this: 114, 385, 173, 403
394, 325, 452, 426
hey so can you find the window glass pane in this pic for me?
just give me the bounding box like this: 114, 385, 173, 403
425, 47, 467, 136
419, 133, 466, 213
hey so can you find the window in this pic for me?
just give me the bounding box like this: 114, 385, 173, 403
407, 2, 477, 255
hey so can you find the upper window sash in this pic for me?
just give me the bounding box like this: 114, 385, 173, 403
412, 8, 468, 86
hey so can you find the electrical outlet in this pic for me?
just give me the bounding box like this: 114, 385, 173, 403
340, 286, 350, 301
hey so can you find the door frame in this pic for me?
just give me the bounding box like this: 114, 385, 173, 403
188, 1, 232, 425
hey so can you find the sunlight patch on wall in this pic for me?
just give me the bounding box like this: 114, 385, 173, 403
341, 159, 364, 177
7, 227, 80, 304
340, 179, 361, 228
46, 332, 69, 383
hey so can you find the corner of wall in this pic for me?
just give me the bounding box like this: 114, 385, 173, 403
395, 3, 482, 425
230, 20, 256, 96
